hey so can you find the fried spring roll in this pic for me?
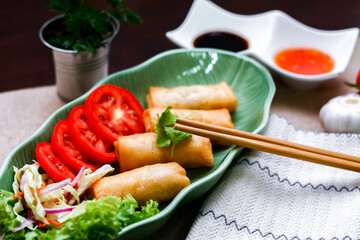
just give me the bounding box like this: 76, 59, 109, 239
146, 82, 238, 111
115, 132, 214, 172
90, 162, 190, 205
143, 108, 235, 133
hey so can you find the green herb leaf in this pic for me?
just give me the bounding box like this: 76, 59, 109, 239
44, 0, 142, 52
158, 106, 178, 126
164, 126, 192, 158
155, 122, 171, 147
155, 106, 192, 157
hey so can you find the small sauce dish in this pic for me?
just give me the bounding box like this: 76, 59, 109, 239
166, 0, 359, 90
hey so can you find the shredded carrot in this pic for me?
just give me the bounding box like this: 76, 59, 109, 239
13, 192, 24, 199
37, 182, 46, 194
18, 169, 23, 180
38, 222, 47, 228
45, 217, 62, 227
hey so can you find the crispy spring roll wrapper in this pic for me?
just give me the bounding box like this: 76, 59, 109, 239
90, 162, 190, 205
143, 108, 235, 133
146, 82, 238, 112
115, 132, 214, 172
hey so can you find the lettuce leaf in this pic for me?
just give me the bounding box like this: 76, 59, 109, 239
0, 189, 37, 240
0, 189, 20, 233
0, 189, 159, 240
43, 195, 159, 239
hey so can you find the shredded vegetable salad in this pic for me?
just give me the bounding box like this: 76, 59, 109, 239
11, 161, 114, 231
1, 161, 159, 239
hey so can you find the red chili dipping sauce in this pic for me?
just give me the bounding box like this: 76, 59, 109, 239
274, 48, 334, 75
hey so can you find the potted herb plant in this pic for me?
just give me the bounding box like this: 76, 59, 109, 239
39, 0, 142, 101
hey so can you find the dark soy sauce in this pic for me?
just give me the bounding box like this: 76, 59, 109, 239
193, 31, 249, 52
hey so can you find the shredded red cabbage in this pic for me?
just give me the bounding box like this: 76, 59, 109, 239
44, 206, 75, 214
38, 178, 71, 195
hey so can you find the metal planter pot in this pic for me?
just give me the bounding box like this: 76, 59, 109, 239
39, 15, 120, 101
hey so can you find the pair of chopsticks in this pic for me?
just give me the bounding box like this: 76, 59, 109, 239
174, 118, 360, 173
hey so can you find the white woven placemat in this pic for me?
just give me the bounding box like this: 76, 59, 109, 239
187, 114, 360, 240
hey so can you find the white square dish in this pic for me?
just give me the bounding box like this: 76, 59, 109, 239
166, 0, 359, 90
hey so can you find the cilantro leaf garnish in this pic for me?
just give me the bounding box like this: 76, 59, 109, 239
155, 123, 171, 147
155, 106, 192, 157
164, 126, 192, 158
158, 106, 178, 127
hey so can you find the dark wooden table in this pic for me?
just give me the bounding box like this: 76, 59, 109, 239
1, 0, 359, 93
1, 1, 360, 239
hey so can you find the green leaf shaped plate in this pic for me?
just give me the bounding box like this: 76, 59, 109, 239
0, 49, 275, 239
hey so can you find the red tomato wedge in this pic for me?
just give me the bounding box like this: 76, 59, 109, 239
35, 142, 76, 182
67, 105, 117, 164
51, 119, 101, 173
84, 84, 145, 143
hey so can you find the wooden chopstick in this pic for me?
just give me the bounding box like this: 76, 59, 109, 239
174, 118, 360, 173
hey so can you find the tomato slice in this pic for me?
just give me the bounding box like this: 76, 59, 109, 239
67, 105, 117, 164
84, 84, 145, 143
35, 142, 76, 182
51, 119, 101, 173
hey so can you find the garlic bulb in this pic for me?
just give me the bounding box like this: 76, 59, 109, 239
320, 93, 360, 133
